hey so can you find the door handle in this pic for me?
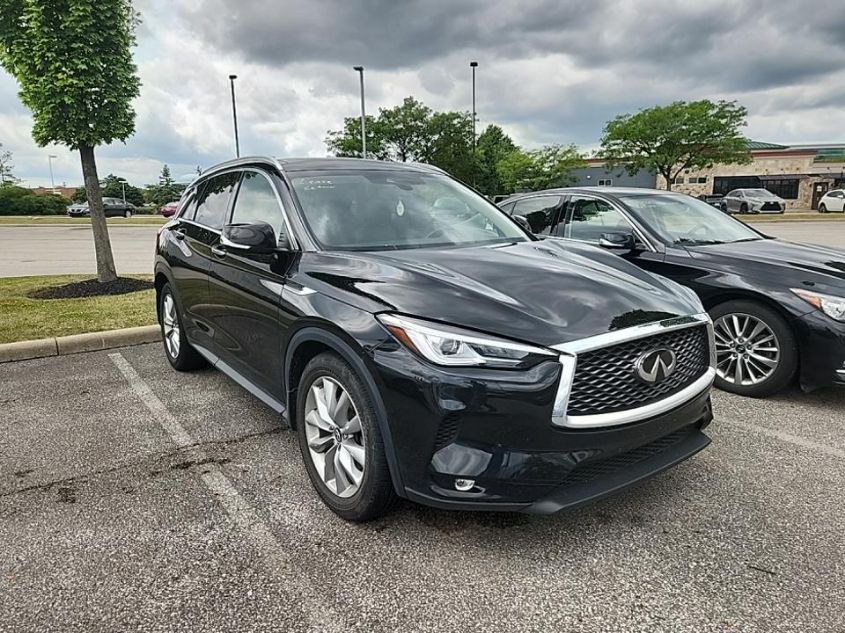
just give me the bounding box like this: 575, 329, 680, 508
211, 245, 227, 257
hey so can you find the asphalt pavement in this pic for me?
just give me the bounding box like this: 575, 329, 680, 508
1, 343, 843, 632
0, 220, 843, 278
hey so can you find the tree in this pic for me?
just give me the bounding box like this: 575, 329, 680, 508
424, 110, 476, 184
143, 163, 186, 206
377, 96, 433, 162
101, 173, 144, 206
0, 0, 142, 282
476, 125, 517, 195
496, 149, 536, 193
495, 145, 587, 194
72, 186, 87, 203
0, 143, 17, 184
600, 100, 751, 191
325, 115, 387, 159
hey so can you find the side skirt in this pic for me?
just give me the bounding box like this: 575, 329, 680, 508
192, 343, 288, 418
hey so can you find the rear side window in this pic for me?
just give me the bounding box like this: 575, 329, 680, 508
178, 192, 198, 220
499, 201, 516, 214
513, 196, 563, 235
194, 172, 240, 230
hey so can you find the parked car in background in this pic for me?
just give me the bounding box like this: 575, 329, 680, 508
818, 189, 845, 213
155, 157, 716, 521
720, 188, 785, 214
67, 197, 136, 218
500, 187, 845, 397
159, 201, 180, 217
697, 193, 724, 210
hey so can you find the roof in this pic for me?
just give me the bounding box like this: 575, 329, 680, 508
745, 140, 788, 150
500, 186, 674, 205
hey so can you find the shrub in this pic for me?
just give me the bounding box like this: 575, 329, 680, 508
0, 186, 69, 215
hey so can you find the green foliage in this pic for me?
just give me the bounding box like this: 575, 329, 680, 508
0, 185, 68, 215
100, 173, 144, 205
600, 100, 751, 190
143, 163, 186, 206
0, 142, 17, 184
0, 0, 141, 149
72, 186, 87, 202
326, 97, 585, 196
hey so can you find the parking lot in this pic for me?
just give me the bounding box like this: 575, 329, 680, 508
1, 343, 843, 632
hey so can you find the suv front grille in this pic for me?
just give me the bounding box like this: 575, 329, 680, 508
567, 325, 710, 417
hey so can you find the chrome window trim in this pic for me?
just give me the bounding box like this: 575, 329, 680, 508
551, 313, 715, 428
178, 218, 221, 235
562, 192, 658, 253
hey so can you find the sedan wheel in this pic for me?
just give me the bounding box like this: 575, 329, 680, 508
158, 283, 205, 371
714, 313, 779, 386
709, 300, 797, 397
303, 376, 366, 498
162, 293, 181, 359
124, 210, 132, 218
819, 204, 827, 213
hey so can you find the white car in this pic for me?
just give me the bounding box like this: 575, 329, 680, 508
720, 189, 785, 214
818, 189, 845, 213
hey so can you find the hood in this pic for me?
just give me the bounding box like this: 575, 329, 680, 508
686, 238, 845, 286
300, 239, 702, 347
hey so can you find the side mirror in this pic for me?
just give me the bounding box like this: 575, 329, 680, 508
222, 222, 280, 254
512, 214, 532, 233
599, 232, 636, 250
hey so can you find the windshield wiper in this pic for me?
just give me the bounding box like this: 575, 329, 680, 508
729, 237, 763, 243
674, 238, 726, 246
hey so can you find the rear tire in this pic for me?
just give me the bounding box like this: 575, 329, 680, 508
739, 203, 748, 214
124, 210, 132, 218
819, 204, 827, 213
159, 283, 205, 371
296, 352, 397, 522
710, 300, 797, 397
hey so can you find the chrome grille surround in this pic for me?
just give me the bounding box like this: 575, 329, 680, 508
551, 313, 716, 429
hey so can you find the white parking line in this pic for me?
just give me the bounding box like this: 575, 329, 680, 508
721, 416, 845, 460
108, 352, 344, 633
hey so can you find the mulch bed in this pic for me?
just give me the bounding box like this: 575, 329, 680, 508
27, 277, 154, 300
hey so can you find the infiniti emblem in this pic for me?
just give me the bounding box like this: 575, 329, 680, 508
634, 348, 677, 384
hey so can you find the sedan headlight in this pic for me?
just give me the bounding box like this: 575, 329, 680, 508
377, 314, 555, 368
791, 288, 845, 322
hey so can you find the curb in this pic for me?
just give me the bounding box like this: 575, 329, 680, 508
0, 325, 161, 363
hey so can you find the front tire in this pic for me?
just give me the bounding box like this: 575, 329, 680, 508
710, 300, 797, 397
819, 204, 827, 213
739, 203, 748, 214
124, 209, 132, 218
296, 352, 397, 522
159, 283, 205, 371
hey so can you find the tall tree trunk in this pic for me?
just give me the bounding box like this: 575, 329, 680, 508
662, 170, 673, 191
79, 144, 118, 282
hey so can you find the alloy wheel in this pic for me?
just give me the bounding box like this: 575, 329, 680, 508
162, 293, 181, 358
713, 313, 780, 386
303, 376, 366, 498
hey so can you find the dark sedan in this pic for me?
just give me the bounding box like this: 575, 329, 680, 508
155, 158, 715, 521
67, 197, 136, 218
499, 187, 845, 397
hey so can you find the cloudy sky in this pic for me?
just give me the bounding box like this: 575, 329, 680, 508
2, 0, 844, 188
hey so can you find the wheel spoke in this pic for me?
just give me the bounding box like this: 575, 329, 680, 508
748, 352, 777, 367
323, 444, 338, 490
337, 446, 363, 486
334, 447, 352, 494
343, 442, 365, 467
305, 409, 333, 432
341, 415, 361, 435
333, 389, 350, 421
313, 385, 335, 428
308, 434, 334, 453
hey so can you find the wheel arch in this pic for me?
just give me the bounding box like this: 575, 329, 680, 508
284, 326, 406, 497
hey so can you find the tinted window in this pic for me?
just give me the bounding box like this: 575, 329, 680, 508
179, 192, 198, 220
195, 172, 239, 230
499, 201, 516, 214
289, 170, 526, 251
513, 196, 562, 235
563, 196, 632, 242
230, 171, 286, 238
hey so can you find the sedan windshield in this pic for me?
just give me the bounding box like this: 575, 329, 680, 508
619, 193, 764, 246
289, 170, 528, 251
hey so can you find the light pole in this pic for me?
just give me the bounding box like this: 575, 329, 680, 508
48, 154, 57, 193
228, 74, 240, 158
353, 66, 367, 159
470, 61, 478, 185
116, 177, 127, 205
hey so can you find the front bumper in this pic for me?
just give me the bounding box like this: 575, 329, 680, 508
371, 342, 713, 514
794, 310, 845, 390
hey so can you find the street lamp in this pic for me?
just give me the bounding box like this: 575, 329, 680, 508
353, 66, 367, 159
116, 177, 127, 205
228, 74, 240, 158
470, 61, 478, 186
48, 154, 57, 193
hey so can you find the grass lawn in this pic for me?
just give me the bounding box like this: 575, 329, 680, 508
0, 215, 167, 225
0, 275, 157, 344
738, 213, 845, 222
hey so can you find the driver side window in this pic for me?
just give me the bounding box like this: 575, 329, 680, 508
562, 196, 634, 243
230, 171, 286, 240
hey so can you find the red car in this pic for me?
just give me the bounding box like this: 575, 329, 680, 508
159, 201, 180, 217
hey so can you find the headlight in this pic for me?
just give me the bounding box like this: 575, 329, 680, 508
791, 288, 845, 322
377, 314, 555, 368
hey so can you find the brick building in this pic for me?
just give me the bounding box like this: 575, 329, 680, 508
656, 142, 845, 210
29, 186, 78, 199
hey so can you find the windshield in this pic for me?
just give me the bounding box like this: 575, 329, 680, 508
619, 193, 764, 246
290, 170, 528, 251
743, 189, 774, 198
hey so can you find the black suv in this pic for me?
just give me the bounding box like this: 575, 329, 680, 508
155, 157, 716, 521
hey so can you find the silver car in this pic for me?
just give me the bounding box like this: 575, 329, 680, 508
720, 188, 785, 214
